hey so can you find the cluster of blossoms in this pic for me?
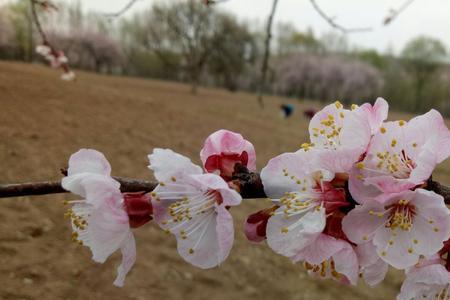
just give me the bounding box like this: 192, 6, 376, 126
36, 44, 75, 81
62, 100, 450, 298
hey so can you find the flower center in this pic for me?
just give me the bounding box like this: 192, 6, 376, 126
385, 199, 416, 231
304, 259, 342, 280
374, 149, 416, 179
161, 189, 220, 225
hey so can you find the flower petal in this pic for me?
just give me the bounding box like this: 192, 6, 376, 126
148, 148, 202, 182
267, 207, 325, 257
187, 173, 242, 206
113, 232, 136, 287
260, 151, 317, 199
342, 201, 388, 244
67, 149, 112, 176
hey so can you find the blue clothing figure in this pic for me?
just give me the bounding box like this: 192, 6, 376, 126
280, 104, 294, 118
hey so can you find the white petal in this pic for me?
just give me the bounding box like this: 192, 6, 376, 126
148, 148, 202, 182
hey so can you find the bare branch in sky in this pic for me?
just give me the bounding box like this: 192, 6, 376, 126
383, 0, 416, 25
309, 0, 372, 33
103, 0, 140, 18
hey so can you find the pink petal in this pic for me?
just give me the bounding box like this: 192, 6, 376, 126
187, 173, 242, 206
342, 201, 388, 244
293, 233, 345, 265
398, 264, 450, 300
405, 109, 450, 163
332, 241, 359, 285
175, 210, 227, 269
113, 233, 136, 287
356, 98, 389, 135
260, 151, 317, 199
67, 149, 112, 176
355, 242, 388, 286
148, 148, 202, 182
267, 207, 325, 257
87, 202, 130, 263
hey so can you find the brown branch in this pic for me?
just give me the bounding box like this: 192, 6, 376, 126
383, 0, 416, 25
2, 169, 450, 205
257, 0, 279, 109
309, 0, 372, 33
0, 177, 157, 198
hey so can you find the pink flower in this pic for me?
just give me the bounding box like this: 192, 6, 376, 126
349, 110, 450, 204
304, 99, 387, 173
62, 149, 151, 287
355, 242, 388, 286
292, 234, 359, 285
397, 259, 450, 300
342, 189, 450, 269
260, 151, 350, 258
200, 129, 256, 180
148, 148, 242, 268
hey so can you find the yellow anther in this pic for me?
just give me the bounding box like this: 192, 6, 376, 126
339, 112, 345, 118
407, 248, 414, 254
281, 227, 289, 233
189, 248, 194, 254
381, 251, 387, 257
356, 162, 365, 170
412, 143, 417, 148
380, 127, 386, 134
171, 176, 177, 182
335, 101, 343, 109
398, 120, 406, 126
351, 104, 358, 110
391, 139, 397, 147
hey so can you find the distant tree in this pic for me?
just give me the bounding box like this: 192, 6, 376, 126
0, 9, 14, 53
206, 14, 256, 91
276, 24, 324, 56
7, 1, 33, 61
275, 53, 383, 103
402, 36, 448, 111
138, 0, 217, 93
357, 49, 388, 71
47, 31, 123, 73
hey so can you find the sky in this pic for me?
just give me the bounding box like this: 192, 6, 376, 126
3, 0, 450, 54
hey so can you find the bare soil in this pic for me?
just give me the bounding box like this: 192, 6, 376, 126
1, 61, 449, 300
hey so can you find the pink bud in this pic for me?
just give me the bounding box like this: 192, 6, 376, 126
200, 129, 256, 180
244, 206, 278, 242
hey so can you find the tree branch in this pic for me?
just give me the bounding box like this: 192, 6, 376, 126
383, 0, 416, 25
103, 0, 140, 18
309, 0, 372, 33
257, 0, 279, 108
0, 177, 157, 198
1, 170, 450, 205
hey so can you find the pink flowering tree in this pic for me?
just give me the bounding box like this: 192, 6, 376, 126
1, 101, 450, 298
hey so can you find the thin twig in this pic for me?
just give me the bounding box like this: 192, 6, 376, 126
257, 0, 279, 109
309, 0, 372, 33
383, 0, 416, 25
103, 0, 140, 18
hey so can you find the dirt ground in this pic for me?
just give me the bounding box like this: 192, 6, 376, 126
1, 61, 450, 300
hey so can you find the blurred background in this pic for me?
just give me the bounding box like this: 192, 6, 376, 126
0, 0, 449, 299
